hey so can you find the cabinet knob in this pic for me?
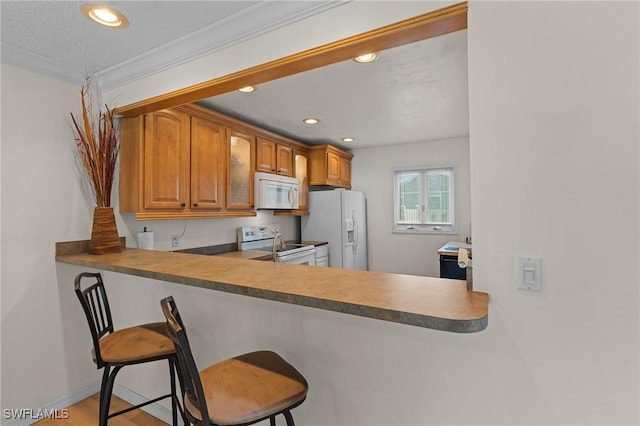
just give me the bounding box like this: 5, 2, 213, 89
181, 202, 186, 207
193, 203, 198, 207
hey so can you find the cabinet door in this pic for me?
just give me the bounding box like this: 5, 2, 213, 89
143, 110, 191, 210
228, 130, 255, 209
294, 149, 309, 211
326, 151, 342, 183
191, 117, 226, 211
276, 144, 293, 176
340, 156, 351, 188
256, 137, 276, 173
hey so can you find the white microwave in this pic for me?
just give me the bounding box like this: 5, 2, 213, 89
254, 172, 300, 210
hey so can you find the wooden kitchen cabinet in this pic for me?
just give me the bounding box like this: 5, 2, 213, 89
308, 144, 353, 189
256, 137, 293, 176
119, 105, 256, 220
190, 116, 226, 211
294, 147, 309, 212
227, 130, 255, 210
120, 102, 313, 219
142, 109, 191, 211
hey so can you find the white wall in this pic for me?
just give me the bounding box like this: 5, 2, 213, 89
467, 1, 638, 424
351, 137, 471, 276
0, 65, 98, 413
2, 1, 638, 425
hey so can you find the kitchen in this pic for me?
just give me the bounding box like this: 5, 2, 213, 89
111, 21, 471, 280
1, 2, 638, 426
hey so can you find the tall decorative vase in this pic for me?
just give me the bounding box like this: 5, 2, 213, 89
89, 207, 122, 254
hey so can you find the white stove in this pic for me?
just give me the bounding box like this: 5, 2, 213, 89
237, 225, 316, 265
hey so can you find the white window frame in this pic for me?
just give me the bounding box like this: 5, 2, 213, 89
392, 165, 457, 234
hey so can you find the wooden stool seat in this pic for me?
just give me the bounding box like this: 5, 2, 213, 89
161, 296, 308, 426
185, 350, 308, 425
93, 322, 175, 364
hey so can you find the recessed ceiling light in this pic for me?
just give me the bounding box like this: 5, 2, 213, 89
342, 137, 355, 143
354, 53, 377, 63
81, 3, 129, 28
238, 86, 256, 93
303, 118, 319, 125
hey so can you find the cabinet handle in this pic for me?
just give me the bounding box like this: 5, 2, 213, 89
193, 203, 198, 207
181, 202, 186, 207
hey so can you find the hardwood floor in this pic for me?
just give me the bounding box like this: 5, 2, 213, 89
34, 393, 169, 426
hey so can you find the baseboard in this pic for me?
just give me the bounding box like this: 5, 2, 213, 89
113, 384, 173, 424
1, 381, 100, 426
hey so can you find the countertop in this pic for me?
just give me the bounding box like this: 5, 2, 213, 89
437, 241, 472, 257
56, 241, 488, 333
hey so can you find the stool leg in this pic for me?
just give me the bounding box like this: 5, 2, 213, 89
283, 410, 295, 426
169, 358, 178, 426
270, 416, 276, 426
99, 364, 122, 426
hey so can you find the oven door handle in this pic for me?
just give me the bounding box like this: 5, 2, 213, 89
277, 249, 316, 265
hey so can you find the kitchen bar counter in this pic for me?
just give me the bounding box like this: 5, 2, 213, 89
55, 242, 488, 333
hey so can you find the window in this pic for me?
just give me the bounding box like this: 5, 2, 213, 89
393, 166, 455, 233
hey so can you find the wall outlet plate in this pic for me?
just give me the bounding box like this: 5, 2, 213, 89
171, 235, 180, 248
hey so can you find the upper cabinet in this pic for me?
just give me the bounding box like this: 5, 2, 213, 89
140, 109, 191, 211
294, 147, 309, 212
308, 144, 353, 189
256, 137, 293, 177
119, 103, 313, 219
227, 130, 255, 210
119, 104, 256, 219
190, 116, 227, 211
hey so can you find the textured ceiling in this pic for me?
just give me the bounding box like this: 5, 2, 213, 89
0, 1, 341, 85
199, 30, 469, 149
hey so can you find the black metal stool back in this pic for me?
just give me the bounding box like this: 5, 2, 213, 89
75, 272, 180, 426
161, 296, 211, 426
75, 272, 114, 369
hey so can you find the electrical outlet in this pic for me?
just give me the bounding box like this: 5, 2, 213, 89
171, 235, 180, 248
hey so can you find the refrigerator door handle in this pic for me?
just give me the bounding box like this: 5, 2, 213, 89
352, 210, 358, 254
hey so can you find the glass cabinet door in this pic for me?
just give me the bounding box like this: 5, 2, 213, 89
295, 150, 308, 211
227, 130, 255, 209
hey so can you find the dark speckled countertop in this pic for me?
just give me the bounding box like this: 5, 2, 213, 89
55, 241, 488, 333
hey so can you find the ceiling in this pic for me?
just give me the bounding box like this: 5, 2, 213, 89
1, 1, 469, 150
199, 30, 469, 149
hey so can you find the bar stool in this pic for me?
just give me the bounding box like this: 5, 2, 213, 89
74, 272, 180, 426
160, 296, 308, 426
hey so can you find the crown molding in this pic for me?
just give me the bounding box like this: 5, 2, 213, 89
1, 1, 347, 89
1, 44, 85, 85
95, 0, 348, 91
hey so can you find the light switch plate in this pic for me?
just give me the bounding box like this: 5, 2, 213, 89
516, 256, 542, 290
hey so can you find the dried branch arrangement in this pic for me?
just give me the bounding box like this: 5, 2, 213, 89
70, 80, 119, 208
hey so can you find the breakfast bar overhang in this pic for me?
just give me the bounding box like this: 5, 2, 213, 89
56, 242, 488, 333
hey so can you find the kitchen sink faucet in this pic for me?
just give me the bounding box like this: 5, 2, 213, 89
272, 232, 286, 261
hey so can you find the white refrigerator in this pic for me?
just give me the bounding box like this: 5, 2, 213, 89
301, 189, 368, 270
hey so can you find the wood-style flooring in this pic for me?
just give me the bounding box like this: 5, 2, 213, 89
34, 393, 169, 426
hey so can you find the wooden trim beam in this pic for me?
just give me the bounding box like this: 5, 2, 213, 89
116, 2, 467, 117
